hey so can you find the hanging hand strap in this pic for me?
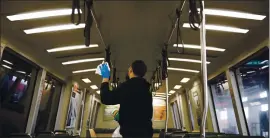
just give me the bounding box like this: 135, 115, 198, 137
84, 0, 93, 46
71, 0, 81, 25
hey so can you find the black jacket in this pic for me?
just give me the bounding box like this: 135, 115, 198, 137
100, 77, 153, 137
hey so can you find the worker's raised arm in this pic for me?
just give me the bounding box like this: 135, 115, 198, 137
100, 79, 126, 105
97, 63, 124, 105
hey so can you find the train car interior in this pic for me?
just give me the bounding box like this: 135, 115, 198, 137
0, 0, 269, 138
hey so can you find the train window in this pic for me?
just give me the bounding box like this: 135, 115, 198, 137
233, 47, 269, 137
35, 75, 63, 133
171, 102, 181, 129
209, 74, 239, 134
0, 48, 39, 137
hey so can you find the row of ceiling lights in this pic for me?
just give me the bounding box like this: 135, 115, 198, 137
81, 78, 100, 94
5, 7, 266, 92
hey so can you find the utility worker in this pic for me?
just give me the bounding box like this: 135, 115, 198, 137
99, 60, 153, 138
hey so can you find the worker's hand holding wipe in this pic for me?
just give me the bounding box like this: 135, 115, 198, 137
99, 63, 110, 79
99, 60, 153, 138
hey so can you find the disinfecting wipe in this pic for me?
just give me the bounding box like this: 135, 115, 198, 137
95, 62, 110, 75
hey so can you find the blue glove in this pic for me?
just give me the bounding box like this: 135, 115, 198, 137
100, 63, 110, 79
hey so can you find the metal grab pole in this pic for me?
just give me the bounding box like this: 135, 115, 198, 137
165, 78, 169, 133
90, 9, 106, 47
199, 0, 208, 138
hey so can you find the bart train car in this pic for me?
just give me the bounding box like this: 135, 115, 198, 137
0, 0, 269, 138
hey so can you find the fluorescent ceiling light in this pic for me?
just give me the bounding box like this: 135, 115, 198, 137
242, 97, 248, 102
169, 58, 210, 64
153, 97, 166, 100
96, 90, 100, 94
181, 78, 190, 83
261, 104, 268, 112
72, 68, 96, 74
90, 85, 98, 90
62, 58, 104, 65
47, 44, 98, 53
7, 9, 82, 21
3, 60, 13, 65
247, 71, 256, 74
250, 102, 261, 106
24, 23, 85, 34
203, 9, 266, 20
261, 65, 269, 69
173, 44, 225, 52
17, 71, 26, 74
260, 91, 267, 98
168, 67, 199, 73
153, 92, 171, 96
183, 23, 249, 33
174, 85, 182, 89
2, 64, 12, 69
82, 78, 91, 83
261, 60, 268, 64
169, 90, 176, 94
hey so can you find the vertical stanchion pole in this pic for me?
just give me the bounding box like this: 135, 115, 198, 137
199, 0, 208, 138
165, 78, 169, 133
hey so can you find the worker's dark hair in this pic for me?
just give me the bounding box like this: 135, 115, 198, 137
131, 60, 147, 77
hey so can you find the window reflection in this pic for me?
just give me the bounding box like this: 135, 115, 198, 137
35, 75, 63, 132
234, 47, 269, 137
209, 74, 239, 134
0, 48, 39, 137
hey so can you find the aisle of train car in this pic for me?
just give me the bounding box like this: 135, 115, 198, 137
0, 0, 269, 138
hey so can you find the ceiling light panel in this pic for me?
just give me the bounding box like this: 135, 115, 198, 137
183, 23, 249, 33
174, 85, 182, 89
169, 58, 210, 64
3, 60, 13, 65
2, 64, 12, 69
7, 9, 82, 21
47, 44, 98, 53
169, 90, 176, 94
181, 78, 190, 83
72, 68, 96, 74
96, 90, 100, 94
173, 44, 225, 52
62, 58, 104, 65
90, 85, 98, 90
82, 78, 91, 83
24, 24, 85, 34
203, 9, 266, 20
168, 67, 199, 73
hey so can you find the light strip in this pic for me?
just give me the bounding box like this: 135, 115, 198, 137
174, 85, 182, 89
168, 67, 199, 73
183, 23, 249, 33
96, 90, 100, 94
181, 78, 190, 83
72, 68, 96, 74
169, 58, 210, 64
62, 58, 104, 65
90, 85, 98, 90
261, 65, 269, 69
82, 78, 91, 83
173, 44, 225, 52
169, 90, 176, 94
24, 24, 85, 34
203, 9, 266, 20
261, 60, 268, 64
3, 60, 13, 65
2, 64, 12, 69
7, 9, 82, 21
47, 44, 98, 53
17, 71, 26, 74
247, 71, 256, 74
